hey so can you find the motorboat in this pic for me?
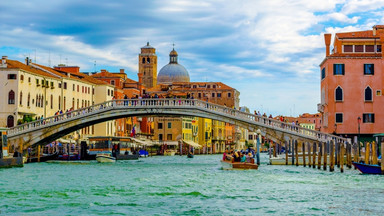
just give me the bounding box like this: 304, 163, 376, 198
96, 153, 116, 163
164, 149, 176, 156
352, 162, 383, 175
187, 153, 194, 158
220, 160, 258, 170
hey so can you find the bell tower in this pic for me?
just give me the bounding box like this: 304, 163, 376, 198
138, 42, 157, 89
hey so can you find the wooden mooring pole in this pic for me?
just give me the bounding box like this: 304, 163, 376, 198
292, 139, 295, 166
285, 140, 288, 165
323, 142, 327, 171
302, 141, 306, 167
308, 142, 312, 168
381, 141, 384, 174
372, 141, 378, 165
330, 140, 334, 172
347, 143, 352, 169
336, 142, 340, 168
365, 142, 370, 165
295, 140, 299, 166
340, 143, 344, 173
313, 142, 317, 169
37, 145, 41, 163
317, 142, 322, 169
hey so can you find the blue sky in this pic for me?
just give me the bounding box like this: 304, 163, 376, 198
1, 0, 384, 116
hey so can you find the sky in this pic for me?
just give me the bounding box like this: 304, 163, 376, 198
1, 0, 384, 117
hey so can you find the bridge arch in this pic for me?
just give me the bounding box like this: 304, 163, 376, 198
8, 99, 349, 149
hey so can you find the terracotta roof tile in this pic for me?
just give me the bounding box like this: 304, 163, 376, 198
336, 30, 379, 39
329, 53, 382, 58
5, 60, 59, 79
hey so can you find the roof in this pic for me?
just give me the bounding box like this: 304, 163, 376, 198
91, 70, 124, 79
157, 63, 190, 84
4, 60, 59, 79
124, 78, 138, 84
336, 30, 379, 39
141, 42, 154, 49
329, 53, 382, 58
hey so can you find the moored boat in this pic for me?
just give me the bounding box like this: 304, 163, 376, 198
352, 162, 383, 175
220, 160, 258, 170
164, 149, 176, 156
96, 153, 116, 163
187, 153, 194, 158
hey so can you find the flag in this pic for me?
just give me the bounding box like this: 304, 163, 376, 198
130, 125, 136, 137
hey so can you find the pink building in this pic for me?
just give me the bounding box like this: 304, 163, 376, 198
318, 25, 384, 142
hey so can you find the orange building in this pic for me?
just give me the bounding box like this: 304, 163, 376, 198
319, 25, 384, 141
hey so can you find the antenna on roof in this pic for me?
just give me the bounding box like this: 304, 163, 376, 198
94, 61, 97, 73
65, 58, 68, 66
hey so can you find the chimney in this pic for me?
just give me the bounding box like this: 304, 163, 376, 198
120, 69, 125, 73
324, 33, 332, 57
2, 56, 7, 60
25, 57, 30, 65
373, 26, 377, 36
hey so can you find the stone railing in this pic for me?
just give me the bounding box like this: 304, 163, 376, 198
8, 99, 349, 143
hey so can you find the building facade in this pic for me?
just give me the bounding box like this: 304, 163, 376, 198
319, 25, 384, 141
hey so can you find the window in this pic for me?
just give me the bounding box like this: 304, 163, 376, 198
92, 88, 95, 95
343, 45, 353, 52
36, 79, 39, 86
167, 134, 172, 140
27, 93, 30, 107
335, 113, 343, 123
147, 57, 150, 63
142, 58, 145, 64
19, 92, 23, 105
7, 74, 17, 79
58, 82, 62, 88
377, 45, 382, 52
168, 122, 171, 128
364, 64, 374, 75
228, 92, 232, 98
366, 45, 374, 52
28, 77, 31, 83
158, 123, 163, 129
50, 82, 54, 88
108, 89, 110, 96
212, 93, 215, 98
8, 90, 15, 104
7, 115, 14, 127
363, 113, 375, 123
82, 86, 84, 93
365, 87, 372, 101
198, 93, 201, 98
355, 45, 364, 52
193, 85, 197, 88
77, 85, 79, 92
73, 84, 75, 91
158, 134, 163, 141
213, 85, 216, 88
51, 95, 53, 109
88, 87, 90, 94
321, 68, 325, 80
376, 90, 382, 96
111, 90, 113, 95
20, 75, 24, 81
333, 64, 345, 75
207, 85, 210, 88
217, 93, 221, 98
58, 96, 61, 110
335, 86, 343, 101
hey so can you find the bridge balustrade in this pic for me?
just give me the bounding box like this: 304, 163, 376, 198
8, 99, 349, 144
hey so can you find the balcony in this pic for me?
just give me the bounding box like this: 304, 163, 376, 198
317, 103, 325, 113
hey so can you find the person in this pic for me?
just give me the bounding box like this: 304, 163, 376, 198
222, 150, 227, 161
246, 152, 252, 163
234, 150, 240, 162
240, 153, 246, 163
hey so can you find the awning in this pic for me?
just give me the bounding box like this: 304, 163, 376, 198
129, 137, 153, 146
182, 140, 202, 149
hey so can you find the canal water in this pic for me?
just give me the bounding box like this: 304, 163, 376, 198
1, 154, 383, 215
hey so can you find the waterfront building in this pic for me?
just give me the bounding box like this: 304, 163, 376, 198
319, 25, 384, 141
212, 120, 226, 153
198, 118, 212, 153
0, 56, 115, 141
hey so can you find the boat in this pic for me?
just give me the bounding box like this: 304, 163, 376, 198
187, 153, 194, 158
96, 153, 116, 163
220, 160, 258, 170
26, 152, 59, 163
164, 149, 176, 156
269, 155, 331, 165
352, 162, 383, 175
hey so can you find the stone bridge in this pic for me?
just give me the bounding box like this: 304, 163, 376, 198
7, 99, 349, 149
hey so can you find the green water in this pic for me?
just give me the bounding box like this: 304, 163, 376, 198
0, 154, 383, 215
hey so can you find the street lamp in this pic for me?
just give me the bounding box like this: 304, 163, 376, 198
357, 116, 361, 143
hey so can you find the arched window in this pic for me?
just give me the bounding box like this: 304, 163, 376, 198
8, 90, 15, 104
41, 95, 44, 107
20, 75, 24, 81
64, 96, 66, 110
147, 57, 150, 63
19, 91, 23, 105
58, 96, 61, 110
142, 57, 145, 64
7, 115, 14, 127
365, 86, 373, 101
36, 95, 38, 107
72, 98, 75, 109
335, 86, 343, 101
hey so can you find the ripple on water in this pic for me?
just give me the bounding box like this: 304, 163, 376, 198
1, 154, 384, 215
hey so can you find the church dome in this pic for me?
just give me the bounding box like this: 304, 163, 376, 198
157, 48, 190, 84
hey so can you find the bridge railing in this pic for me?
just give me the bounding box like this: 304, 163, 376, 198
8, 99, 349, 143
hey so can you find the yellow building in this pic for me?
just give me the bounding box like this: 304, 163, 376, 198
182, 117, 193, 142
212, 120, 226, 153
198, 117, 212, 153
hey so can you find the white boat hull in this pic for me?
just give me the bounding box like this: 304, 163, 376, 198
96, 155, 116, 163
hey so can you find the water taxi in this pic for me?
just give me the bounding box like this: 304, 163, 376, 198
96, 153, 116, 163
220, 160, 258, 170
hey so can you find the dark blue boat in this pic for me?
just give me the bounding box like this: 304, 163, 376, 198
352, 162, 383, 175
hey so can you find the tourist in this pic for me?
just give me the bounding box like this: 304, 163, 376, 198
240, 153, 246, 162
222, 150, 227, 161
246, 152, 252, 163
